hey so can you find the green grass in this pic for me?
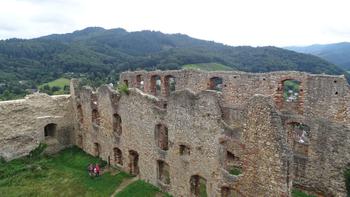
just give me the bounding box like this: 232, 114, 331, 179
0, 146, 131, 197
38, 77, 70, 95
292, 189, 316, 197
115, 180, 172, 197
39, 77, 70, 89
183, 63, 234, 71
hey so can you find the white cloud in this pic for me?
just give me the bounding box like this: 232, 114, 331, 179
0, 0, 349, 46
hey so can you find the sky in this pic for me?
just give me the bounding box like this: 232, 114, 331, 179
0, 0, 349, 47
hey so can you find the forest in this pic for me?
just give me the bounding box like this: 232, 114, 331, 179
0, 27, 348, 100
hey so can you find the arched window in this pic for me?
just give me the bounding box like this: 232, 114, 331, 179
113, 113, 122, 136
136, 75, 144, 91
113, 147, 123, 165
155, 124, 169, 150
190, 175, 207, 197
208, 77, 223, 92
151, 75, 162, 96
164, 75, 176, 96
44, 123, 57, 138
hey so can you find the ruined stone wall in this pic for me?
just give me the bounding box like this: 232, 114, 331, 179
119, 70, 350, 197
1, 69, 349, 197
121, 70, 350, 124
0, 93, 74, 161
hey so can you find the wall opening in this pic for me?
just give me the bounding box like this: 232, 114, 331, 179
226, 151, 242, 176
288, 122, 310, 156
151, 75, 162, 96
136, 75, 144, 91
157, 160, 170, 185
283, 79, 301, 102
77, 104, 83, 124
129, 150, 139, 175
155, 124, 169, 151
190, 175, 207, 197
221, 187, 231, 197
92, 109, 100, 126
123, 80, 129, 87
113, 147, 123, 166
164, 75, 176, 96
44, 123, 57, 138
113, 113, 122, 136
94, 142, 100, 157
208, 77, 223, 92
179, 145, 190, 156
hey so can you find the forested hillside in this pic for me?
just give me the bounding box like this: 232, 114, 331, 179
286, 42, 350, 70
0, 27, 347, 100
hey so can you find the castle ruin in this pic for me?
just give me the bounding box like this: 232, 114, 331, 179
1, 69, 350, 196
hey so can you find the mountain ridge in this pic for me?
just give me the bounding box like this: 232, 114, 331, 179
285, 42, 350, 70
0, 27, 348, 100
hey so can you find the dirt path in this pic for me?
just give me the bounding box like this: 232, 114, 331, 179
110, 177, 138, 197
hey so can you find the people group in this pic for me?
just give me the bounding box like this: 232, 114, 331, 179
87, 163, 100, 177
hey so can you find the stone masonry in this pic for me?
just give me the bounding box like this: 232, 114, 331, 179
1, 69, 350, 197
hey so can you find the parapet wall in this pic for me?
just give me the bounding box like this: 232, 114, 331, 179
0, 93, 74, 161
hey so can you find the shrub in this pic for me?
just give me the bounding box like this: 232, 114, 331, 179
117, 83, 129, 95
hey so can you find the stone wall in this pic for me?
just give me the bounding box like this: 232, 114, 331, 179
1, 69, 349, 197
0, 93, 74, 161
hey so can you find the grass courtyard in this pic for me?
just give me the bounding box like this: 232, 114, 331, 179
0, 146, 170, 197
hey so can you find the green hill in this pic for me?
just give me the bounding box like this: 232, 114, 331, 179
0, 27, 348, 100
286, 42, 350, 70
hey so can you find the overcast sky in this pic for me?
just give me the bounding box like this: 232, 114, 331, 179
0, 0, 349, 46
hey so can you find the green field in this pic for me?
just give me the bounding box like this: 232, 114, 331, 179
183, 63, 234, 71
38, 77, 70, 95
39, 78, 70, 89
0, 146, 174, 197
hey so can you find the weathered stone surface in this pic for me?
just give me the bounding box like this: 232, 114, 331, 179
0, 93, 74, 161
